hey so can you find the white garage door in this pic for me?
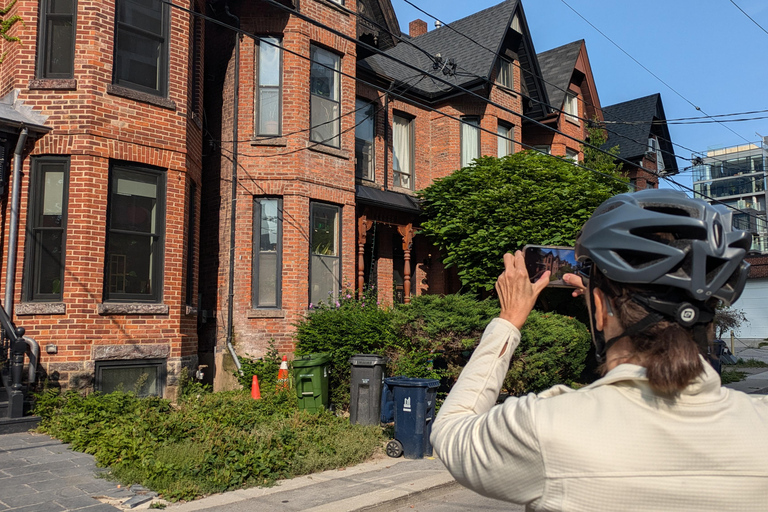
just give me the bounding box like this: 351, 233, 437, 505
733, 278, 768, 342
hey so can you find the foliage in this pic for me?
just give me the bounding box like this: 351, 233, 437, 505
34, 386, 382, 502
418, 151, 628, 293
713, 305, 748, 339
236, 339, 283, 389
294, 288, 399, 410
504, 310, 591, 394
389, 294, 500, 381
1, 0, 22, 64
581, 123, 623, 177
725, 358, 768, 368
720, 369, 747, 385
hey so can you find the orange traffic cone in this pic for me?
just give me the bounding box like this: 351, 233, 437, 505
277, 355, 290, 390
251, 375, 261, 399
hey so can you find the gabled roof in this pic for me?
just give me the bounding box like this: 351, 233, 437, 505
537, 40, 583, 111
359, 0, 549, 115
602, 93, 677, 174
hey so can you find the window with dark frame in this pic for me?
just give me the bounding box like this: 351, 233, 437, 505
392, 113, 413, 189
309, 202, 340, 306
24, 157, 68, 302
256, 36, 282, 136
190, 10, 202, 116
185, 181, 196, 306
253, 197, 283, 308
105, 163, 166, 303
113, 0, 169, 96
37, 0, 77, 79
310, 45, 341, 147
461, 117, 480, 167
96, 359, 165, 397
355, 98, 375, 181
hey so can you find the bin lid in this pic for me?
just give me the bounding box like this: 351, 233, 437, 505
384, 377, 440, 388
293, 353, 332, 367
349, 354, 388, 366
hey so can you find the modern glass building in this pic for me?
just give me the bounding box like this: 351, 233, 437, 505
692, 138, 768, 253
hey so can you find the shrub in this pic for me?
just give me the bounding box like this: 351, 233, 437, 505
34, 387, 383, 502
236, 339, 283, 389
505, 310, 591, 394
294, 289, 399, 410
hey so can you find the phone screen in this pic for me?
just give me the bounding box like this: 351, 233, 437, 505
522, 245, 586, 287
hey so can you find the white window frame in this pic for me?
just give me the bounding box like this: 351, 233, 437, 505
497, 122, 513, 157
564, 92, 579, 124
498, 58, 513, 89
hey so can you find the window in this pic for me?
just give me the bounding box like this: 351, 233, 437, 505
190, 10, 202, 116
310, 202, 340, 306
566, 148, 579, 163
24, 157, 68, 302
253, 197, 282, 308
497, 123, 512, 157
37, 0, 77, 79
113, 0, 169, 96
533, 145, 550, 155
498, 58, 513, 89
310, 45, 341, 147
256, 36, 282, 136
564, 92, 578, 123
393, 114, 413, 188
96, 359, 165, 397
105, 164, 166, 302
647, 137, 665, 172
355, 99, 375, 181
461, 117, 481, 167
185, 181, 196, 306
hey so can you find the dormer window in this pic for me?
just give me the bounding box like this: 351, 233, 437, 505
648, 137, 665, 172
498, 59, 513, 89
564, 92, 579, 124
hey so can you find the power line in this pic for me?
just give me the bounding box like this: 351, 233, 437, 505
557, 0, 751, 145
165, 0, 767, 225
728, 0, 768, 36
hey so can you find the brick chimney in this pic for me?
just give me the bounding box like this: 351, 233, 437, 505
409, 19, 428, 38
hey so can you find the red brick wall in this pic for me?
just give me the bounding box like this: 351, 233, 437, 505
1, 0, 202, 397
747, 256, 768, 279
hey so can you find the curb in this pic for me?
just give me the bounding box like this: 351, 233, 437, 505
353, 477, 460, 512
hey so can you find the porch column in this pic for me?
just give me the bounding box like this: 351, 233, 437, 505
357, 215, 373, 298
397, 223, 414, 304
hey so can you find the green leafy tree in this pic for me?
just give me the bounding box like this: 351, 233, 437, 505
1, 0, 22, 64
418, 151, 628, 293
582, 123, 623, 176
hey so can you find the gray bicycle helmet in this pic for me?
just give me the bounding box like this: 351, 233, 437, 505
575, 189, 751, 360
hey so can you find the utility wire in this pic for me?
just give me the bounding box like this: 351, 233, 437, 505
164, 0, 767, 225
728, 0, 768, 36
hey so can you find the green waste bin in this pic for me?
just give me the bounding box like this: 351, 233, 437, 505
293, 353, 331, 412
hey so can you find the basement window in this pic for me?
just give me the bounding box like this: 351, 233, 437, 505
95, 359, 166, 397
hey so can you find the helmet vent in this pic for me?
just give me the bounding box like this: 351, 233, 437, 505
630, 226, 707, 243
613, 249, 666, 269
644, 206, 693, 217
705, 256, 728, 284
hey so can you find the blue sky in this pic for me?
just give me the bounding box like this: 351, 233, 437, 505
390, 0, 768, 192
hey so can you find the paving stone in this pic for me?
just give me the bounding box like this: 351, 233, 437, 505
3, 460, 85, 477
122, 495, 153, 509
0, 481, 38, 497
6, 502, 65, 512
0, 491, 49, 509
53, 496, 109, 510
74, 504, 121, 512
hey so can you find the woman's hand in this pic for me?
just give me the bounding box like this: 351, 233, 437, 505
496, 251, 550, 329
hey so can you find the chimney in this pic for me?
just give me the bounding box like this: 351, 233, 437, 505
409, 19, 428, 38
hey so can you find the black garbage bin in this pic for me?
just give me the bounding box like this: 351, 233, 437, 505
349, 354, 388, 425
383, 377, 440, 459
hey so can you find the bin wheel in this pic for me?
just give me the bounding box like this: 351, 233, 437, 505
386, 440, 403, 458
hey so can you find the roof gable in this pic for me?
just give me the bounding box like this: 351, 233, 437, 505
537, 40, 582, 112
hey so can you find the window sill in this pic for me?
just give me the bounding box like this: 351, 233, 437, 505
98, 303, 170, 315
497, 83, 517, 98
185, 305, 198, 316
565, 116, 581, 127
308, 142, 350, 159
247, 309, 285, 318
391, 185, 416, 195
93, 343, 170, 361
107, 84, 177, 110
252, 137, 288, 147
316, 0, 349, 15
16, 302, 66, 315
28, 79, 77, 91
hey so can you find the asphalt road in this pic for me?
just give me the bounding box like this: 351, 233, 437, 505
386, 484, 523, 512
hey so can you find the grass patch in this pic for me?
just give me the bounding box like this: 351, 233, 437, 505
720, 370, 748, 385
725, 358, 768, 368
34, 383, 383, 502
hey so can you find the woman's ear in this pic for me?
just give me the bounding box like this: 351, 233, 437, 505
592, 288, 609, 332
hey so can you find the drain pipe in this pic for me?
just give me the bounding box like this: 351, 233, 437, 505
224, 4, 242, 374
5, 127, 28, 316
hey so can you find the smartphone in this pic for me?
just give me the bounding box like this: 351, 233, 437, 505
522, 245, 586, 287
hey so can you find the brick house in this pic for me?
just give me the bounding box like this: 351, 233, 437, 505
0, 0, 204, 399
601, 93, 678, 190
523, 39, 603, 161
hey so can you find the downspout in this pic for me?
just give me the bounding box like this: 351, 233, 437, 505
224, 5, 242, 374
383, 93, 389, 191
5, 127, 27, 315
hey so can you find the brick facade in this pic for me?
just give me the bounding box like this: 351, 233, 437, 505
0, 0, 203, 398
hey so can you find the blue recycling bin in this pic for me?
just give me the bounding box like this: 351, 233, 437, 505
382, 377, 440, 459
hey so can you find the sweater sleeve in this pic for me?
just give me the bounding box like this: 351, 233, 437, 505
430, 317, 545, 505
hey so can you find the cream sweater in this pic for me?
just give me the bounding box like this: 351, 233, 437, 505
431, 318, 768, 511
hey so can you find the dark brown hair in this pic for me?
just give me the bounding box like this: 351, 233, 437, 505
592, 271, 708, 395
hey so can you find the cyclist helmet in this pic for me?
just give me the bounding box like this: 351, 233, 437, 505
574, 189, 751, 360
